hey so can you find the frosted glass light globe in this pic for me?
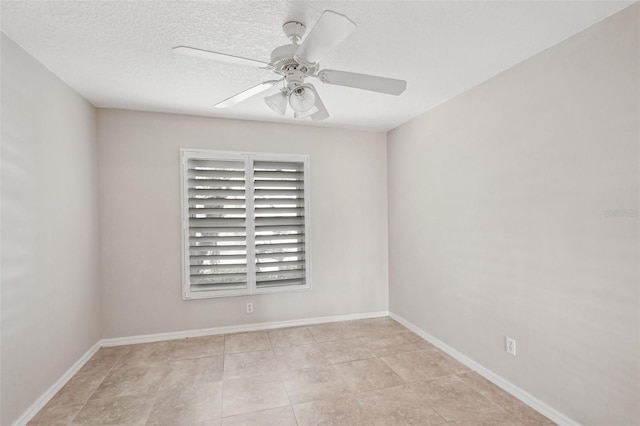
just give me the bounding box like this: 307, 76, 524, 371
289, 86, 316, 112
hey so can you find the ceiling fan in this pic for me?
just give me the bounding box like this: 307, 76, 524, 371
173, 10, 407, 121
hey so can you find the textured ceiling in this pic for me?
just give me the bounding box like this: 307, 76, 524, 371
0, 1, 633, 132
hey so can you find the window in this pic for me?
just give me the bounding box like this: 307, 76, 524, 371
180, 150, 311, 299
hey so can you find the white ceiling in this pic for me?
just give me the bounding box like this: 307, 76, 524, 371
0, 1, 633, 132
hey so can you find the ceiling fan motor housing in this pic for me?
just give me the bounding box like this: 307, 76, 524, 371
270, 43, 318, 94
270, 44, 299, 71
270, 44, 318, 72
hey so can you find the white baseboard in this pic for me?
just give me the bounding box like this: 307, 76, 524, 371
15, 311, 576, 425
12, 341, 101, 426
14, 310, 388, 425
101, 310, 389, 346
389, 312, 578, 426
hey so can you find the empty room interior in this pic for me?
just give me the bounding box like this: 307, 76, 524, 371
1, 1, 638, 425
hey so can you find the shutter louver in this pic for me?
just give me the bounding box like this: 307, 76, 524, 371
187, 159, 247, 292
253, 161, 306, 288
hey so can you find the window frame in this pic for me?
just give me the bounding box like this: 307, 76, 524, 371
180, 149, 312, 300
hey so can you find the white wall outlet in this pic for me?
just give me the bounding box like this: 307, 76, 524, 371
246, 302, 253, 314
505, 336, 516, 356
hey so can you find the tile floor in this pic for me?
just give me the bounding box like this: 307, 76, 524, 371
29, 317, 555, 425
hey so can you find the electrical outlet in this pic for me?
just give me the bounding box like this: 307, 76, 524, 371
505, 337, 516, 356
246, 302, 253, 314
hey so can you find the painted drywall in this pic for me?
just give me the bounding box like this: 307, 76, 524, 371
388, 5, 639, 425
0, 33, 100, 425
97, 109, 388, 338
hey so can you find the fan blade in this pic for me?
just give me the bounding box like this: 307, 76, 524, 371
309, 85, 329, 121
294, 11, 356, 67
317, 69, 406, 95
214, 80, 281, 108
173, 46, 270, 68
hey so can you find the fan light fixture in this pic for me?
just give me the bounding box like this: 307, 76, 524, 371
265, 91, 288, 115
288, 86, 316, 112
294, 108, 316, 120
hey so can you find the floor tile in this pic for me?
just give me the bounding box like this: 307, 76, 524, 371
307, 322, 351, 343
447, 412, 526, 426
29, 318, 552, 425
499, 396, 556, 426
115, 341, 177, 368
71, 393, 155, 425
28, 348, 129, 424
456, 372, 506, 401
173, 334, 225, 360
360, 332, 420, 357
160, 355, 223, 390
268, 326, 316, 348
42, 366, 106, 408
381, 350, 452, 382
224, 331, 271, 354
90, 363, 168, 400
283, 365, 351, 405
222, 374, 289, 417
28, 401, 85, 425
318, 339, 377, 364
395, 332, 441, 351
357, 384, 446, 425
84, 346, 129, 374
457, 371, 554, 424
408, 375, 505, 422
93, 345, 132, 359
274, 343, 328, 371
351, 317, 408, 335
427, 350, 470, 374
337, 320, 379, 339
332, 358, 404, 393
293, 396, 372, 426
223, 349, 283, 379
146, 381, 222, 425
221, 406, 297, 426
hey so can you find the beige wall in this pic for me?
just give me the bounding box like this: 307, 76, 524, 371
0, 34, 100, 424
97, 109, 389, 338
388, 5, 639, 425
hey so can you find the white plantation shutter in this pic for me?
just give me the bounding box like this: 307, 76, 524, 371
186, 158, 248, 294
181, 151, 310, 299
254, 161, 306, 288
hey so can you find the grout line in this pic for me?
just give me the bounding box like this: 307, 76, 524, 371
220, 364, 227, 420
69, 350, 123, 424
290, 403, 301, 426
265, 327, 275, 351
